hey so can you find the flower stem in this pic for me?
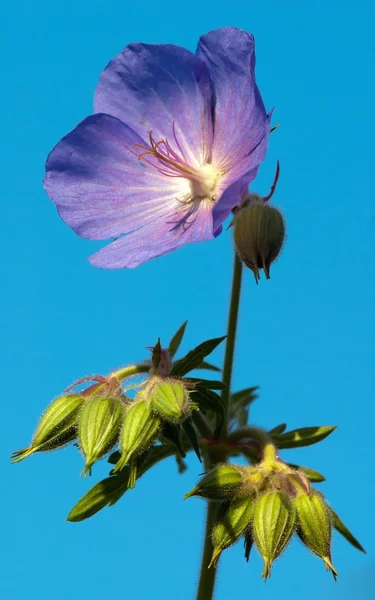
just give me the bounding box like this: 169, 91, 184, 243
221, 252, 243, 437
195, 251, 243, 600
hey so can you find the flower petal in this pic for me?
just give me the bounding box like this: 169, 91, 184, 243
94, 43, 213, 167
196, 27, 269, 182
212, 176, 255, 232
44, 114, 189, 240
88, 199, 215, 269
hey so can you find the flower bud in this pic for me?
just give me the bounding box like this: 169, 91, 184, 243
11, 394, 84, 463
184, 464, 245, 500
295, 492, 338, 579
78, 396, 124, 475
253, 491, 296, 580
209, 497, 255, 567
150, 380, 190, 422
234, 198, 285, 283
114, 400, 161, 473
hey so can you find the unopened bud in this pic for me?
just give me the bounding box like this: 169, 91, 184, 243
209, 497, 255, 567
253, 491, 296, 580
78, 396, 124, 475
295, 491, 338, 580
184, 464, 245, 500
234, 198, 285, 283
114, 400, 161, 473
150, 380, 190, 422
11, 394, 84, 463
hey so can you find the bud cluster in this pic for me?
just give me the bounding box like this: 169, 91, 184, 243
11, 366, 194, 480
185, 458, 338, 580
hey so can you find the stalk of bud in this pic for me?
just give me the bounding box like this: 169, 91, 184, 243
253, 491, 296, 580
233, 197, 285, 283
78, 396, 124, 475
184, 464, 245, 500
11, 394, 84, 463
150, 380, 190, 422
295, 491, 338, 579
209, 497, 255, 568
114, 399, 161, 473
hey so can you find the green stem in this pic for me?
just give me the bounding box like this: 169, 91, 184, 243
111, 363, 150, 380
221, 253, 243, 436
195, 252, 243, 600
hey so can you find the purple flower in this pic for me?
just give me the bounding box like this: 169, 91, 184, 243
44, 27, 271, 268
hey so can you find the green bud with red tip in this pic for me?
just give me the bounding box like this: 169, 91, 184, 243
295, 491, 338, 580
252, 491, 296, 580
11, 394, 84, 463
209, 497, 255, 568
78, 396, 124, 475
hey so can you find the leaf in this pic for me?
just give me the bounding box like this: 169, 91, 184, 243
196, 361, 221, 372
330, 509, 366, 553
182, 419, 201, 462
186, 378, 226, 390
168, 321, 188, 358
108, 450, 121, 465
161, 422, 186, 457
67, 472, 129, 522
287, 463, 326, 483
273, 426, 337, 449
152, 338, 162, 369
230, 387, 258, 408
268, 423, 287, 436
171, 336, 226, 377
235, 405, 249, 427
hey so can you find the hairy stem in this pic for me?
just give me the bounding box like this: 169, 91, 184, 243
195, 251, 243, 600
220, 253, 243, 437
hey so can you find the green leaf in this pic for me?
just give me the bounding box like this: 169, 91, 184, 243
171, 336, 226, 377
287, 463, 325, 483
161, 422, 186, 457
186, 378, 226, 390
330, 509, 366, 553
196, 361, 221, 372
273, 426, 337, 449
235, 405, 249, 427
230, 387, 258, 408
168, 321, 188, 358
268, 423, 287, 436
182, 419, 201, 462
67, 472, 129, 522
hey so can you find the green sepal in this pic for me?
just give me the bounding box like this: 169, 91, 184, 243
268, 423, 287, 436
184, 464, 244, 500
253, 491, 296, 580
171, 336, 226, 377
78, 396, 124, 474
287, 463, 326, 483
161, 422, 186, 457
273, 426, 337, 449
175, 454, 188, 474
114, 400, 161, 472
209, 497, 255, 567
295, 492, 338, 580
168, 321, 188, 358
67, 471, 130, 522
128, 460, 137, 489
11, 394, 84, 463
182, 419, 201, 462
150, 380, 189, 422
329, 508, 366, 553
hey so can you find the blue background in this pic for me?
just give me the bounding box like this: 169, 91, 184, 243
2, 1, 374, 598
